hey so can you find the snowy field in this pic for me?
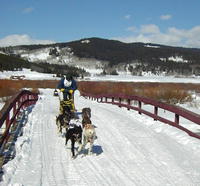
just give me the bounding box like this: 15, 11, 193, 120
2, 68, 200, 83
88, 74, 200, 83
1, 89, 200, 186
0, 69, 60, 80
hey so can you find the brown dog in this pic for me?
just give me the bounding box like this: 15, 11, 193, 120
82, 107, 91, 128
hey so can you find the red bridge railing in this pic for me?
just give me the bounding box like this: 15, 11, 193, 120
81, 92, 200, 140
0, 90, 38, 149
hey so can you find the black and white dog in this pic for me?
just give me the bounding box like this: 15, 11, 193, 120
65, 125, 82, 158
56, 106, 72, 134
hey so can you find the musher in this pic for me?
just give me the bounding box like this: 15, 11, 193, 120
57, 74, 77, 113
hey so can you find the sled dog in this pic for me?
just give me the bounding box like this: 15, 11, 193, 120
65, 125, 82, 158
56, 106, 72, 134
82, 107, 91, 128
79, 123, 97, 155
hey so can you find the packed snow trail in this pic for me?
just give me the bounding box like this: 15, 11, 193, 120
1, 89, 200, 186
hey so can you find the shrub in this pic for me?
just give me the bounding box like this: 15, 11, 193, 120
78, 81, 195, 104
0, 80, 196, 105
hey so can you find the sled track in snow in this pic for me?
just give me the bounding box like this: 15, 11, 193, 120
82, 92, 200, 139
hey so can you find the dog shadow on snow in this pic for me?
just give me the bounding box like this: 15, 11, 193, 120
92, 145, 103, 156
78, 145, 103, 157
66, 144, 103, 158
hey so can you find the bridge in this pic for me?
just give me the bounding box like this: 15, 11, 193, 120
0, 89, 200, 185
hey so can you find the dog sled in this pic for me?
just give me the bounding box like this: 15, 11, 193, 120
53, 89, 58, 96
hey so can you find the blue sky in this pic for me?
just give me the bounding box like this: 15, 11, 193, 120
0, 0, 200, 48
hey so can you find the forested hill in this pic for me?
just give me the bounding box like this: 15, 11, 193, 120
66, 38, 200, 66
2, 37, 200, 66
1, 37, 200, 76
3, 37, 200, 65
0, 53, 86, 77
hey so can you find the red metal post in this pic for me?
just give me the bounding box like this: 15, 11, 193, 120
112, 97, 114, 104
119, 97, 122, 107
175, 114, 179, 125
138, 101, 142, 114
154, 106, 158, 121
127, 99, 131, 110
6, 113, 10, 129
13, 102, 17, 125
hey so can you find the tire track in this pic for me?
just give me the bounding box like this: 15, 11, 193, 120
40, 95, 69, 186
80, 99, 193, 185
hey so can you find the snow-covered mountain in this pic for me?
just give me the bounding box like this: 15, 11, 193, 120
6, 44, 106, 75
2, 37, 200, 76
16, 46, 73, 64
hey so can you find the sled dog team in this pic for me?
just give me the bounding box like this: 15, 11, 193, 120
56, 107, 97, 158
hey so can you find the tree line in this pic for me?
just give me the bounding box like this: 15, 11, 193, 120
0, 53, 86, 78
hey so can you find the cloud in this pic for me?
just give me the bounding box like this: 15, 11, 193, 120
140, 24, 160, 34
126, 26, 136, 32
124, 15, 131, 20
160, 14, 172, 20
22, 7, 34, 14
0, 34, 55, 47
126, 24, 160, 34
114, 25, 200, 48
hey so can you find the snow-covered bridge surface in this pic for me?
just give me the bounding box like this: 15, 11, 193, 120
1, 89, 200, 186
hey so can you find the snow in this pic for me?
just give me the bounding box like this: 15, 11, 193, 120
1, 89, 200, 186
0, 103, 3, 110
3, 68, 200, 83
20, 48, 51, 62
21, 52, 50, 61
13, 46, 74, 65
168, 56, 188, 63
144, 44, 160, 48
83, 68, 103, 76
160, 56, 188, 63
81, 40, 90, 44
85, 73, 200, 83
0, 68, 60, 80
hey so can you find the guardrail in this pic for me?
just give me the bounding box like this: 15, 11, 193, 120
81, 92, 200, 140
0, 90, 38, 150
